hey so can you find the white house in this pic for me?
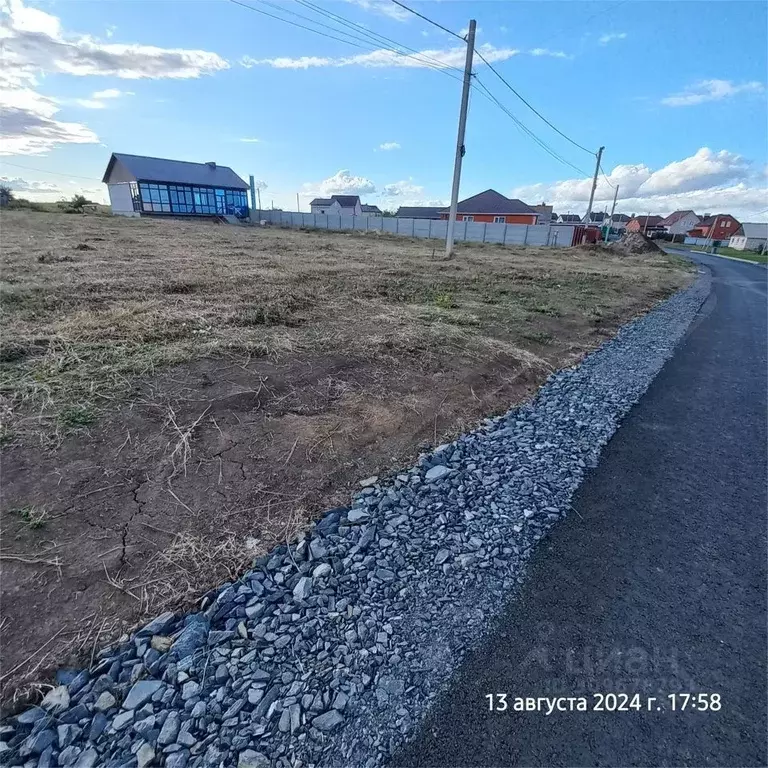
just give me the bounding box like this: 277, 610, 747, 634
102, 153, 249, 218
660, 210, 700, 236
361, 204, 382, 217
728, 222, 768, 252
309, 195, 363, 216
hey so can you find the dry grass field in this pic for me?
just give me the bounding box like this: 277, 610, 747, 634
0, 210, 692, 708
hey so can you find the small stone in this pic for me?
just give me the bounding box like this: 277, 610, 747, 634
347, 509, 370, 523
57, 724, 80, 749
123, 680, 163, 709
359, 476, 378, 487
172, 615, 209, 660
247, 688, 264, 706
158, 711, 181, 746
181, 681, 200, 700
425, 465, 451, 481
73, 748, 99, 768
375, 568, 395, 582
191, 701, 206, 718
138, 611, 177, 637
111, 710, 134, 731
21, 729, 55, 756
151, 635, 173, 653
278, 708, 291, 733
237, 750, 270, 768
17, 707, 46, 725
293, 576, 312, 600
94, 691, 116, 712
312, 563, 332, 579
58, 745, 82, 766
312, 710, 344, 732
41, 685, 69, 714
308, 539, 327, 560
137, 742, 155, 768
434, 549, 450, 565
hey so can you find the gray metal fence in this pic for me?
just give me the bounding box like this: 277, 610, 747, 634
255, 210, 575, 248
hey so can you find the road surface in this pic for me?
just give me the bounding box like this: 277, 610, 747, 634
394, 252, 767, 767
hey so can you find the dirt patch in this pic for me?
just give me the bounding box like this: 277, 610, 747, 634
611, 231, 665, 255
0, 211, 692, 709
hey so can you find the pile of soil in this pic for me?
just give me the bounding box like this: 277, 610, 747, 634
611, 231, 664, 255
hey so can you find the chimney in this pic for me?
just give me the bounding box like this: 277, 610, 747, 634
206, 161, 216, 169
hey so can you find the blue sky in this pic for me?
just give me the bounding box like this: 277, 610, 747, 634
1, 0, 767, 220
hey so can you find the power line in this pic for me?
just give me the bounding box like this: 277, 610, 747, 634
229, 0, 463, 81
0, 161, 101, 182
293, 0, 464, 75
474, 48, 594, 155
389, 0, 465, 41
599, 163, 617, 189
472, 78, 591, 177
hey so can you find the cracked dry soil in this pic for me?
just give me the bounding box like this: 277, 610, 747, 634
0, 352, 542, 708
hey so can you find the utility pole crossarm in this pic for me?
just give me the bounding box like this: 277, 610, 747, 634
445, 19, 476, 259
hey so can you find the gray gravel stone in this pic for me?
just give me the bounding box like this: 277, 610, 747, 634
312, 710, 344, 732
123, 680, 163, 710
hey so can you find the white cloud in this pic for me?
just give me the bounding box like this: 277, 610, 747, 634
0, 0, 228, 155
302, 169, 377, 197
105, 25, 116, 39
529, 48, 569, 58
240, 137, 261, 143
343, 0, 410, 22
382, 179, 422, 197
661, 79, 764, 107
243, 42, 521, 70
0, 175, 61, 193
92, 88, 129, 99
252, 179, 267, 190
378, 142, 400, 151
510, 147, 767, 222
598, 32, 627, 45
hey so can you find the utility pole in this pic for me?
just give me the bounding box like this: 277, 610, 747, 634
296, 193, 300, 213
584, 145, 604, 227
605, 184, 619, 243
257, 187, 261, 212
249, 175, 257, 213
643, 210, 650, 236
445, 19, 476, 259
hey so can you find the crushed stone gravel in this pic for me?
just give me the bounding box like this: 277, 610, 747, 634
1, 270, 710, 768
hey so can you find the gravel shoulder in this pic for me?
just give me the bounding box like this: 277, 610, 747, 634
1, 264, 711, 767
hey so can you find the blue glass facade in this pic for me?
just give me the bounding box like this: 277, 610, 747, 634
130, 181, 249, 217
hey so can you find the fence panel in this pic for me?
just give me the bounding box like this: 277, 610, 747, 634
258, 211, 571, 248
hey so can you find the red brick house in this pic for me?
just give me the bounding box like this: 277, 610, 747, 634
687, 214, 741, 241
626, 215, 664, 234
439, 189, 540, 225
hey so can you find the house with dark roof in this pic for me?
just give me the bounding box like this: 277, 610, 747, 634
583, 211, 608, 225
102, 153, 249, 218
361, 204, 382, 217
438, 190, 540, 225
660, 210, 700, 236
687, 214, 741, 242
557, 213, 582, 223
309, 195, 363, 216
626, 215, 665, 234
394, 206, 443, 219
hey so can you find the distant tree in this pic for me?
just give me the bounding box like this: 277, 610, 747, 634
70, 194, 90, 211
0, 185, 14, 208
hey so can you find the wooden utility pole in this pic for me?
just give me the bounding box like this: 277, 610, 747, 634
445, 19, 476, 259
584, 146, 604, 227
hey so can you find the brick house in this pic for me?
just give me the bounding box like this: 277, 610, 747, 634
687, 214, 741, 242
439, 189, 540, 225
626, 215, 664, 234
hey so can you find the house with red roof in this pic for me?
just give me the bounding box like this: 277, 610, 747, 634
660, 210, 700, 236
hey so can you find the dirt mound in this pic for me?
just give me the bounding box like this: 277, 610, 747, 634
611, 231, 664, 255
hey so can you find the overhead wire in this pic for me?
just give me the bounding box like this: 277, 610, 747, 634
229, 0, 463, 81
0, 161, 102, 182
389, 0, 465, 41
474, 49, 594, 155
599, 163, 617, 189
472, 78, 591, 177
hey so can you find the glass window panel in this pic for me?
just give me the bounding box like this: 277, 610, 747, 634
150, 189, 160, 203
142, 202, 153, 212
160, 189, 169, 203
161, 204, 170, 212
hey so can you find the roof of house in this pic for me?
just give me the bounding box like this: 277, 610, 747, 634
696, 214, 740, 227
310, 198, 333, 206
395, 206, 443, 219
737, 223, 768, 239
558, 214, 582, 222
102, 153, 248, 189
631, 215, 664, 226
660, 210, 698, 226
611, 213, 631, 222
361, 204, 382, 213
331, 195, 360, 207
441, 189, 536, 216
585, 211, 607, 222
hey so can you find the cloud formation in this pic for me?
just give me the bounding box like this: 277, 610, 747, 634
303, 169, 377, 197
0, 174, 61, 193
661, 79, 764, 107
598, 32, 627, 45
344, 0, 410, 22
510, 147, 767, 221
242, 42, 524, 70
378, 142, 400, 151
0, 0, 228, 154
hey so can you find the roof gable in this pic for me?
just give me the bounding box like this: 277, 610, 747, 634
448, 189, 536, 215
661, 210, 698, 226
102, 153, 249, 189
739, 222, 768, 238
395, 206, 442, 219
331, 195, 360, 207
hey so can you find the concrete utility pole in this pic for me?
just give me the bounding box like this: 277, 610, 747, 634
257, 187, 261, 212
445, 19, 476, 259
296, 193, 300, 213
605, 184, 619, 243
249, 175, 257, 213
643, 210, 650, 236
584, 145, 604, 227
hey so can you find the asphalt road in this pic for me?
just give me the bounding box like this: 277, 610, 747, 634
394, 253, 767, 768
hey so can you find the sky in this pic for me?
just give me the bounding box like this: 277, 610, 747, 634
1, 0, 767, 221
